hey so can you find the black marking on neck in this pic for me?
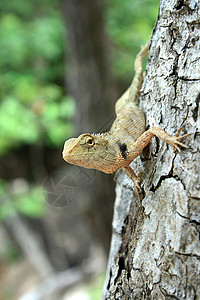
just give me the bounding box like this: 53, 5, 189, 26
118, 142, 128, 159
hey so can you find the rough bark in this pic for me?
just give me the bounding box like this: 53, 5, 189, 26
62, 0, 115, 254
103, 0, 200, 299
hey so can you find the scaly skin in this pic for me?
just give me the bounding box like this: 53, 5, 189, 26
62, 42, 191, 193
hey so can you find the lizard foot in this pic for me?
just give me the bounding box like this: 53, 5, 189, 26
169, 127, 192, 152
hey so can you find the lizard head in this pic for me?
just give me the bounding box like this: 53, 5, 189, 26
62, 133, 122, 173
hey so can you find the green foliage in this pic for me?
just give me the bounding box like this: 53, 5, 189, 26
0, 0, 160, 222
0, 179, 46, 220
106, 0, 160, 83
0, 1, 74, 156
15, 186, 46, 217
0, 0, 74, 220
0, 97, 39, 151
0, 0, 160, 155
0, 93, 75, 154
88, 272, 106, 300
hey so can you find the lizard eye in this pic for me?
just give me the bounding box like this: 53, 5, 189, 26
86, 137, 94, 146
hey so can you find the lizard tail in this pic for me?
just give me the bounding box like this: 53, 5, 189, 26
128, 41, 149, 106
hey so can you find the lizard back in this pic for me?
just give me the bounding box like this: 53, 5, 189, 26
110, 104, 146, 143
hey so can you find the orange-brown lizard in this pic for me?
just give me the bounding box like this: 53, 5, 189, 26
62, 42, 191, 193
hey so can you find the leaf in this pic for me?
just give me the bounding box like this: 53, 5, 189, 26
15, 186, 46, 218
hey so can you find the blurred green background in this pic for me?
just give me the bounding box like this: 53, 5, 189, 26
0, 0, 159, 299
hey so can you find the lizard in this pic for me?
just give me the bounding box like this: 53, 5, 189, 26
62, 41, 191, 194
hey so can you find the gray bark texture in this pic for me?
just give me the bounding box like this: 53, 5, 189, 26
103, 0, 200, 299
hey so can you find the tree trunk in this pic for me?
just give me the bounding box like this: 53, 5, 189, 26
62, 0, 115, 254
103, 0, 200, 299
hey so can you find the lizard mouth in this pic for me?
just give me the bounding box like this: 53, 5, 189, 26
62, 138, 78, 162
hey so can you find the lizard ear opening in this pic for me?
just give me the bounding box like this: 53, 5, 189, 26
86, 136, 95, 146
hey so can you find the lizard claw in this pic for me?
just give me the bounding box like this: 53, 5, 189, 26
171, 127, 192, 153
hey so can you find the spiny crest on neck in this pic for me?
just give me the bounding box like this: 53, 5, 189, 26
91, 132, 110, 140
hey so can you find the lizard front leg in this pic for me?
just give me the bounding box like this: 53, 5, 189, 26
122, 165, 142, 195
